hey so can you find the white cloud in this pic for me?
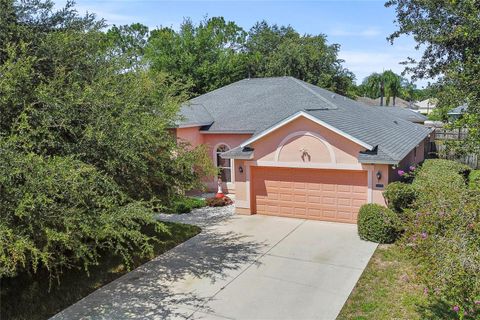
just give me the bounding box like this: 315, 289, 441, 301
329, 26, 382, 38
54, 1, 140, 27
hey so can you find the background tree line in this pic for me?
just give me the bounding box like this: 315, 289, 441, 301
111, 17, 434, 103
137, 17, 358, 97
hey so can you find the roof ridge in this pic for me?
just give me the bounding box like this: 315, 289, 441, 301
288, 77, 338, 110
188, 78, 249, 103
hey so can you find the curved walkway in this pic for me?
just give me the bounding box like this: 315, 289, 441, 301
52, 206, 376, 320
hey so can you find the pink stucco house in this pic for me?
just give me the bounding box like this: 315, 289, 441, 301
173, 77, 432, 223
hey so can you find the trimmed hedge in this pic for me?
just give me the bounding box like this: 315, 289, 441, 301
383, 182, 417, 215
412, 159, 470, 207
357, 204, 401, 244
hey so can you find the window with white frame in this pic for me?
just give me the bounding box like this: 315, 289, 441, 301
216, 144, 231, 183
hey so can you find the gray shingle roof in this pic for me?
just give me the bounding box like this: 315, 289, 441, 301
221, 146, 254, 159
177, 103, 214, 127
448, 104, 468, 115
179, 77, 432, 164
370, 106, 427, 123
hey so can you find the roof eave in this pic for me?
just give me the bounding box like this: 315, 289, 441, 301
177, 122, 213, 129
358, 159, 399, 165
220, 152, 254, 160
200, 130, 255, 134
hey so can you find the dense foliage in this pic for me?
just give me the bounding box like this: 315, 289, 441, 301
383, 181, 417, 217
411, 159, 469, 208
400, 160, 479, 318
357, 204, 401, 244
469, 170, 480, 191
165, 197, 206, 214
387, 0, 480, 155
146, 18, 357, 97
0, 0, 214, 280
356, 70, 434, 105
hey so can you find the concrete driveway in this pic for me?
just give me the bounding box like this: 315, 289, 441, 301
52, 207, 377, 320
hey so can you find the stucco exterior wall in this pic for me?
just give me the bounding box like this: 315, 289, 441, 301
252, 117, 363, 165
176, 127, 204, 148
389, 137, 427, 183
371, 164, 390, 206
202, 133, 252, 192
175, 128, 252, 193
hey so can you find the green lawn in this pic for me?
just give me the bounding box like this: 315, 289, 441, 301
338, 244, 429, 320
0, 222, 200, 320
338, 244, 460, 319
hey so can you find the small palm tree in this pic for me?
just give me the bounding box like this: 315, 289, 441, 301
383, 70, 402, 106
362, 70, 402, 106
363, 72, 384, 105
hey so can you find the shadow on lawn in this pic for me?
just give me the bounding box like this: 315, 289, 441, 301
51, 227, 266, 320
417, 299, 463, 320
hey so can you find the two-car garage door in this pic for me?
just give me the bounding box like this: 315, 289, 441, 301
252, 167, 368, 223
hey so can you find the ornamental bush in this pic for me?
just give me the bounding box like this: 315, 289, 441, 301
412, 159, 470, 208
206, 196, 233, 207
357, 204, 401, 244
403, 159, 480, 318
383, 182, 417, 215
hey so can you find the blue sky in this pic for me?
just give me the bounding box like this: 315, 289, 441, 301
59, 0, 430, 87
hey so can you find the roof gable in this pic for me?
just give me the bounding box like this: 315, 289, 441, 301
240, 111, 373, 150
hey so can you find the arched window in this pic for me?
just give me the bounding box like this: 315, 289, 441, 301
216, 144, 231, 183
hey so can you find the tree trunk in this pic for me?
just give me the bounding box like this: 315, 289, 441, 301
380, 79, 384, 106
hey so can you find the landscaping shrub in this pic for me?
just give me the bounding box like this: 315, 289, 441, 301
469, 170, 480, 191
166, 197, 206, 214
412, 159, 470, 208
402, 159, 480, 318
0, 151, 163, 279
357, 204, 401, 244
402, 190, 480, 319
206, 196, 233, 207
383, 182, 417, 215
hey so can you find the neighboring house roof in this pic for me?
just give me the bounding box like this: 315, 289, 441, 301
356, 96, 377, 106
373, 106, 428, 124
374, 97, 413, 108
447, 104, 468, 116
179, 77, 432, 164
415, 98, 438, 113
356, 96, 414, 108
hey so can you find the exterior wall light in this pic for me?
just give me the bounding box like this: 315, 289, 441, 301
376, 171, 382, 180
239, 166, 244, 173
